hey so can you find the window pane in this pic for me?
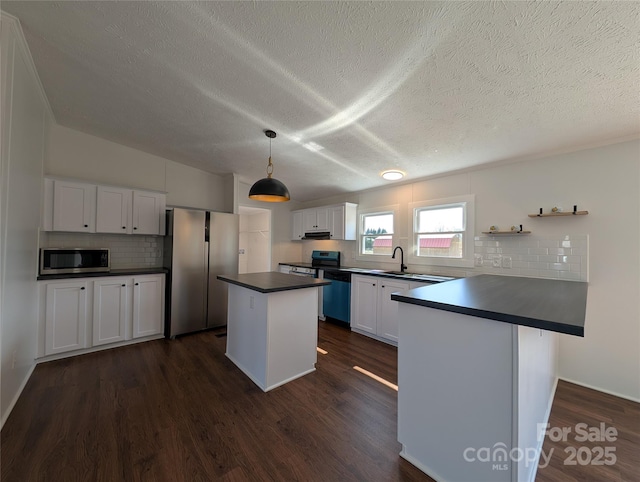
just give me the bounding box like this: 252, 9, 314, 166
363, 213, 393, 235
362, 235, 391, 255
417, 234, 463, 258
418, 206, 463, 233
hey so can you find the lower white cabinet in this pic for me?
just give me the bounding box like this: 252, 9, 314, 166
132, 275, 164, 338
40, 273, 165, 357
45, 280, 88, 355
93, 277, 128, 346
351, 274, 410, 344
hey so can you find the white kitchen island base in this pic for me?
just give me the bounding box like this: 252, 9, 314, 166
225, 283, 319, 392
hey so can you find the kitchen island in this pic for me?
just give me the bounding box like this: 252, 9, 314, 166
217, 272, 330, 392
391, 274, 588, 482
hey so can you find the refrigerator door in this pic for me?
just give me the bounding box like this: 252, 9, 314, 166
167, 209, 207, 336
207, 212, 239, 328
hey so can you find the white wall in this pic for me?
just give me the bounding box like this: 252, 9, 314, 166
0, 13, 51, 426
46, 124, 230, 212
299, 140, 640, 401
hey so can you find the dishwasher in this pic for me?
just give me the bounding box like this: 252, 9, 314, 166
322, 269, 351, 324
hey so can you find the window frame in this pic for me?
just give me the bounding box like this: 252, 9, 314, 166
356, 205, 399, 262
408, 195, 475, 268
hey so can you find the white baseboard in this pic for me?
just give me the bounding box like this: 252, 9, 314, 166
1, 362, 36, 430
558, 376, 640, 403
399, 447, 448, 482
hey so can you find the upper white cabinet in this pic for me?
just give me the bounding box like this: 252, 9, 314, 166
292, 202, 357, 241
132, 190, 165, 235
303, 207, 329, 232
291, 210, 303, 240
96, 186, 131, 233
52, 180, 96, 233
44, 178, 166, 235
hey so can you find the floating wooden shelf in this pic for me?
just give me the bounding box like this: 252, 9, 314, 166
528, 211, 588, 218
481, 231, 531, 235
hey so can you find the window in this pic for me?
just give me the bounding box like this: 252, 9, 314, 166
409, 196, 475, 267
357, 206, 397, 259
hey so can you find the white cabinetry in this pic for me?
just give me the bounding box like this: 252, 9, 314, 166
133, 274, 164, 338
291, 202, 357, 240
291, 210, 303, 240
351, 274, 410, 344
45, 178, 166, 235
96, 186, 130, 234
93, 277, 128, 346
44, 280, 88, 355
39, 273, 165, 358
303, 207, 329, 232
52, 180, 96, 233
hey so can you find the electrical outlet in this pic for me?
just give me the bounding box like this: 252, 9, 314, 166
474, 254, 483, 267
502, 256, 512, 269
492, 257, 501, 268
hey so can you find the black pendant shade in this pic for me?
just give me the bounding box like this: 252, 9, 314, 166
248, 130, 290, 202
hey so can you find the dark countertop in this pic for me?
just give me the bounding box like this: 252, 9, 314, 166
391, 274, 588, 337
279, 261, 315, 269
218, 272, 331, 294
37, 267, 168, 281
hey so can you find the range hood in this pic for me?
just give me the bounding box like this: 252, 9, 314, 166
302, 231, 331, 240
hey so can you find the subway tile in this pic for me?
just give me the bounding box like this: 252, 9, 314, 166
529, 248, 548, 255
538, 239, 560, 248
549, 263, 570, 271
559, 271, 581, 281
539, 255, 560, 263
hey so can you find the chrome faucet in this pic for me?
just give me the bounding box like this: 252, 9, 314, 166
392, 246, 407, 273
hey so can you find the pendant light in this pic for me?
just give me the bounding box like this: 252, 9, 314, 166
248, 130, 291, 202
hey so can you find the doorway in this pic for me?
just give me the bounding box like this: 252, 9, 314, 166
238, 206, 272, 274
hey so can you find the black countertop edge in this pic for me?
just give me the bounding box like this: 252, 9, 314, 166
390, 295, 584, 337
37, 267, 168, 281
218, 272, 330, 294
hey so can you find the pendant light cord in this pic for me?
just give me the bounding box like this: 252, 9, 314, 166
266, 136, 274, 178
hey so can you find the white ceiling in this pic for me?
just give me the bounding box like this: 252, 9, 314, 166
3, 1, 639, 202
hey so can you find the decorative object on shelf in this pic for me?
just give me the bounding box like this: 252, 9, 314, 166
529, 205, 588, 217
482, 224, 531, 235
510, 224, 523, 232
248, 130, 291, 202
489, 225, 499, 231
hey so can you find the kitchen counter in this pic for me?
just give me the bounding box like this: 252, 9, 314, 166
394, 274, 588, 480
37, 267, 168, 281
391, 274, 587, 336
217, 272, 328, 391
217, 272, 329, 293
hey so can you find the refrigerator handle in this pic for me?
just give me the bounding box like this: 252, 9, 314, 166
204, 240, 210, 319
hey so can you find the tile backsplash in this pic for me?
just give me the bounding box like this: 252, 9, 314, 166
473, 234, 588, 281
40, 232, 163, 269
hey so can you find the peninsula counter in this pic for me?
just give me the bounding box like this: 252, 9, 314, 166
217, 272, 330, 392
391, 275, 588, 482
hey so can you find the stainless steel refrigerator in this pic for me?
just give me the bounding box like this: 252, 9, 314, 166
164, 208, 239, 337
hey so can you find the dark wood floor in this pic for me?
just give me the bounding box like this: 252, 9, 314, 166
1, 320, 638, 481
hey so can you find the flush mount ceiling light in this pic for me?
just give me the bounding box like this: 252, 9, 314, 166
381, 170, 405, 181
248, 130, 291, 202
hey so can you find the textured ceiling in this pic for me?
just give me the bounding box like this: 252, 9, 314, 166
3, 1, 639, 202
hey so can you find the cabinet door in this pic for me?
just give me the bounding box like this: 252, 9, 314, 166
329, 205, 345, 240
53, 180, 96, 232
96, 186, 131, 234
45, 281, 88, 355
315, 207, 330, 231
132, 191, 165, 235
377, 279, 410, 342
93, 278, 128, 346
351, 275, 378, 334
291, 210, 303, 240
132, 275, 164, 338
302, 209, 318, 232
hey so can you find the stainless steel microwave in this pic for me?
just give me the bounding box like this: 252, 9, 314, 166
39, 248, 110, 275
